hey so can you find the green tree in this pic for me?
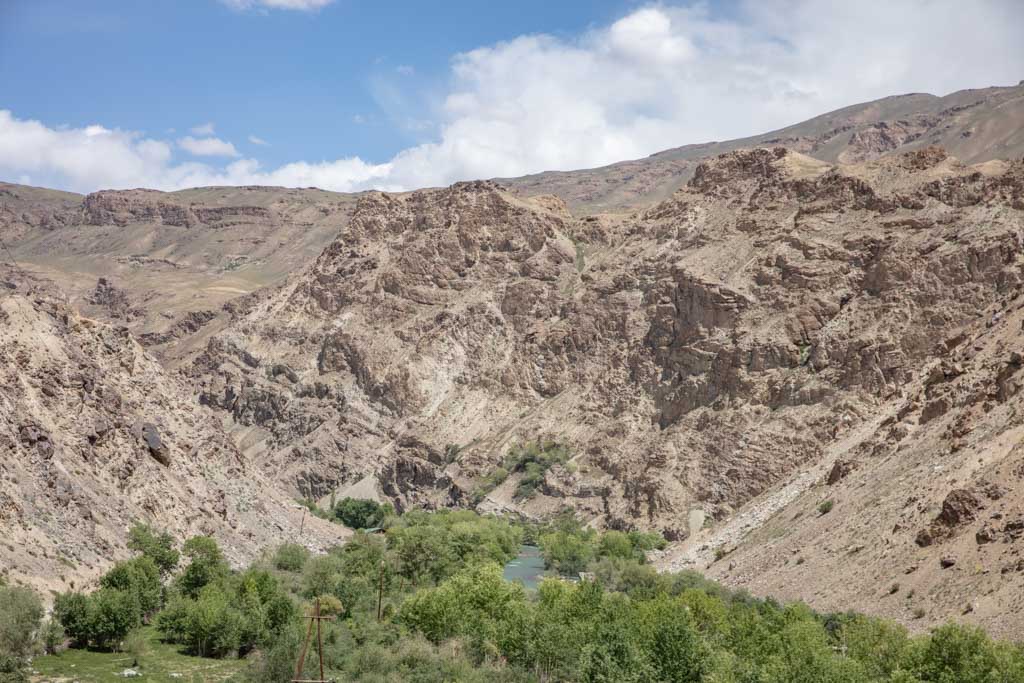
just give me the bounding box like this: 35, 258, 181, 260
539, 528, 596, 576
176, 536, 229, 599
100, 556, 162, 617
87, 588, 141, 650
40, 619, 65, 655
53, 592, 91, 646
400, 562, 526, 648
388, 525, 457, 584
333, 498, 389, 529
185, 584, 243, 658
127, 523, 180, 577
909, 623, 1013, 683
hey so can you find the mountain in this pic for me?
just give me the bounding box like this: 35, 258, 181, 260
2, 82, 1023, 635
505, 82, 1024, 214
0, 266, 346, 597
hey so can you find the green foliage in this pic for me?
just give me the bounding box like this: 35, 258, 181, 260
819, 500, 835, 515
158, 568, 295, 658
386, 510, 522, 585
297, 497, 331, 519
127, 522, 180, 577
333, 497, 390, 530
505, 441, 572, 499
273, 542, 310, 572
87, 588, 141, 650
474, 441, 573, 502
536, 513, 665, 576
40, 506, 1024, 683
40, 619, 65, 655
53, 591, 91, 646
0, 585, 43, 662
100, 556, 162, 617
176, 536, 229, 599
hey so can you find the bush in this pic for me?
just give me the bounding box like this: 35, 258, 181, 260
818, 500, 835, 515
539, 528, 595, 576
40, 619, 65, 655
184, 584, 243, 658
273, 543, 310, 572
333, 498, 390, 530
0, 585, 43, 659
127, 522, 179, 577
504, 442, 571, 500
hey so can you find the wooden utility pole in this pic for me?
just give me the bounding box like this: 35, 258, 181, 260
376, 560, 385, 621
292, 597, 336, 683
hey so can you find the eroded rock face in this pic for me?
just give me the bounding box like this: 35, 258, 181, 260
187, 149, 1024, 553
0, 269, 345, 596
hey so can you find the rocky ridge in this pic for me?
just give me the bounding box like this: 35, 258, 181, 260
0, 267, 345, 595
181, 146, 1024, 636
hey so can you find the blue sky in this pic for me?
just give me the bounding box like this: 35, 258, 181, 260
0, 0, 650, 167
1, 0, 1022, 193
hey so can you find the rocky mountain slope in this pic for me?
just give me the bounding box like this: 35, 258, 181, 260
0, 183, 361, 364
185, 146, 1024, 638
2, 82, 1024, 634
0, 266, 345, 595
506, 81, 1024, 214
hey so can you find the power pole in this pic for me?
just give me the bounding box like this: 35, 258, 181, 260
376, 560, 385, 621
292, 597, 336, 683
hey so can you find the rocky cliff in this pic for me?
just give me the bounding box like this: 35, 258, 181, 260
0, 267, 345, 595
182, 146, 1024, 637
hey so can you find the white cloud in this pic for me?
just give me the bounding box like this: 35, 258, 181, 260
220, 0, 334, 11
178, 136, 241, 157
248, 135, 269, 146
3, 1, 1024, 195
190, 122, 216, 135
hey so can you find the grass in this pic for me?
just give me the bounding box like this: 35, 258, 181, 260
31, 627, 245, 683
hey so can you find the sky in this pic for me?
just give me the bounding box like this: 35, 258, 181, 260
1, 0, 1022, 194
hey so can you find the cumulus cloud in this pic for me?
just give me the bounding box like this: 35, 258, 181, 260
190, 122, 216, 135
220, 0, 334, 11
178, 136, 241, 157
4, 1, 1024, 194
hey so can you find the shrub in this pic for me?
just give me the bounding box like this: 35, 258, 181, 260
41, 619, 65, 655
818, 500, 835, 515
539, 528, 595, 576
334, 498, 390, 530
504, 442, 571, 500
0, 585, 43, 659
273, 543, 310, 572
184, 585, 243, 658
122, 628, 149, 666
